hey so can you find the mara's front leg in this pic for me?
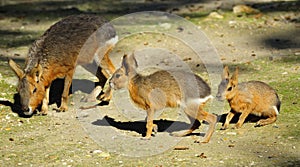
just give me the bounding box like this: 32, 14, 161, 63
59, 72, 73, 112
221, 109, 235, 130
98, 85, 112, 102
235, 110, 251, 129
40, 86, 50, 115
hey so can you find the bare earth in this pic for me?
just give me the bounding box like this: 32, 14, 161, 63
0, 0, 299, 166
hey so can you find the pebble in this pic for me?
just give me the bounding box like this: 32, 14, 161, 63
159, 23, 171, 29
91, 150, 102, 154
98, 152, 110, 158
208, 12, 224, 19
226, 132, 237, 135
233, 5, 260, 15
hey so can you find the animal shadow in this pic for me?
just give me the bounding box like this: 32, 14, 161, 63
92, 115, 203, 137
54, 78, 109, 106
218, 113, 263, 125
0, 94, 32, 118
0, 78, 107, 118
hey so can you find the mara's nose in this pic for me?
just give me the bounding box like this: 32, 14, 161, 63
22, 106, 33, 116
216, 93, 223, 101
22, 105, 29, 112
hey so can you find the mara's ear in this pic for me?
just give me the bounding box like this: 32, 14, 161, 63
222, 65, 230, 79
8, 59, 24, 78
30, 64, 43, 83
121, 52, 137, 76
230, 67, 239, 86
126, 52, 138, 69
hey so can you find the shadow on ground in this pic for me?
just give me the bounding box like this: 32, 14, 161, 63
90, 112, 264, 137
92, 115, 205, 137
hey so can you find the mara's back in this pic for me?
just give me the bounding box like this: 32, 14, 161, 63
238, 81, 280, 110
25, 14, 114, 72
129, 70, 211, 108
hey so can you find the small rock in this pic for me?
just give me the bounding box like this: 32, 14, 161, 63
233, 5, 259, 15
233, 5, 260, 15
159, 23, 171, 29
91, 150, 102, 154
176, 26, 184, 32
98, 152, 110, 158
208, 12, 224, 19
5, 115, 11, 120
229, 20, 237, 25
226, 132, 237, 135
273, 125, 279, 128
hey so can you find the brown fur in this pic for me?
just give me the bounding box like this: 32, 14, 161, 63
216, 66, 281, 129
110, 53, 217, 143
9, 14, 117, 115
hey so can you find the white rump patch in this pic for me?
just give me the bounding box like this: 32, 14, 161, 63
94, 35, 119, 65
190, 95, 214, 104
179, 95, 213, 108
273, 106, 279, 115
106, 35, 119, 45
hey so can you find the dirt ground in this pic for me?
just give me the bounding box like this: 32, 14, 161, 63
0, 0, 299, 166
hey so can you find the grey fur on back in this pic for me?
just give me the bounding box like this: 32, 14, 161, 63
131, 70, 211, 103
238, 81, 281, 111
24, 14, 116, 72
168, 71, 211, 100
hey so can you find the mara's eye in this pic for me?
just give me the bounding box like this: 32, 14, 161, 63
33, 87, 37, 93
227, 86, 232, 91
115, 74, 121, 78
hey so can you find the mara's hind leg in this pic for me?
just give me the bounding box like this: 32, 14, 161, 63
81, 63, 107, 102
144, 109, 157, 140
182, 104, 217, 143
96, 45, 116, 102
197, 109, 217, 143
171, 116, 201, 137
255, 107, 278, 127
255, 116, 277, 127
